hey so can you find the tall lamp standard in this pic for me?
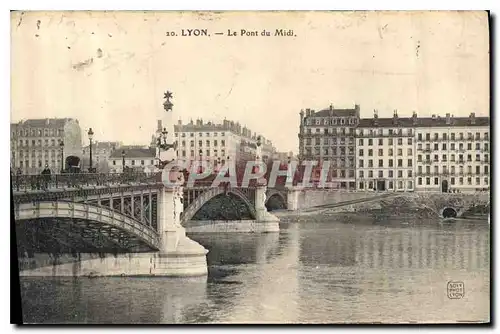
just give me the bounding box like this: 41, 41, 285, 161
59, 140, 65, 173
121, 150, 126, 172
199, 149, 203, 174
88, 128, 94, 173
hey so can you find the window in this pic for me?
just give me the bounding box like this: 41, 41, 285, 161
426, 133, 430, 141
398, 138, 403, 145
150, 160, 154, 165
378, 159, 383, 167
397, 149, 402, 156
451, 133, 455, 140
389, 170, 394, 178
426, 177, 430, 185
434, 177, 439, 185
408, 170, 413, 177
407, 138, 412, 145
442, 143, 447, 150
467, 143, 472, 150
467, 177, 472, 185
141, 160, 145, 165
359, 171, 364, 178
417, 155, 422, 162
378, 170, 383, 178
378, 138, 383, 145
407, 159, 412, 167
434, 154, 439, 162
398, 170, 403, 178
368, 139, 373, 146
442, 154, 447, 162
389, 159, 394, 167
368, 149, 373, 156
132, 160, 135, 166
368, 171, 373, 178
418, 133, 422, 141
418, 177, 423, 185
459, 177, 463, 185
443, 133, 447, 140
198, 140, 202, 147
485, 177, 489, 185
485, 166, 489, 174
398, 181, 403, 189
369, 181, 373, 189
407, 148, 413, 155
359, 182, 364, 189
206, 149, 210, 156
359, 149, 364, 156
476, 177, 480, 185
359, 139, 364, 146
407, 181, 413, 189
214, 140, 218, 146
451, 177, 455, 185
476, 166, 480, 174
368, 160, 373, 167
475, 143, 480, 150
398, 159, 403, 167
389, 149, 393, 156
378, 149, 383, 156
389, 138, 393, 145
112, 160, 116, 165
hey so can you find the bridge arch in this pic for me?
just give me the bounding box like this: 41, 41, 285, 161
15, 201, 160, 253
181, 187, 256, 224
442, 207, 458, 218
265, 190, 287, 211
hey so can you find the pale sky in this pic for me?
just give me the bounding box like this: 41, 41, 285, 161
11, 11, 489, 153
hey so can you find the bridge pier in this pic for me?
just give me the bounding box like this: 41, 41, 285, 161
254, 185, 280, 232
153, 186, 208, 276
286, 186, 302, 211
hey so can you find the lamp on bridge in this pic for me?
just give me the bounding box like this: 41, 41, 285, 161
156, 127, 178, 152
88, 127, 94, 173
198, 149, 203, 173
121, 150, 126, 172
59, 140, 64, 173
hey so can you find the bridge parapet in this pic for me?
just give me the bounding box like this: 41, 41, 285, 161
12, 172, 162, 193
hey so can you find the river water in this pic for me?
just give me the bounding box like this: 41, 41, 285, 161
19, 216, 490, 324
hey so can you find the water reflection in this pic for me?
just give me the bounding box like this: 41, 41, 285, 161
20, 218, 490, 324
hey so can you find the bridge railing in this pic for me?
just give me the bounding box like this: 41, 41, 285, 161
12, 172, 162, 192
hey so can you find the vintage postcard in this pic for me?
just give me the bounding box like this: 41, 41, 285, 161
10, 10, 490, 324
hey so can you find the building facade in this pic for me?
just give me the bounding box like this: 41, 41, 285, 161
108, 146, 157, 173
11, 118, 82, 174
298, 104, 360, 189
414, 112, 489, 193
356, 110, 415, 192
82, 141, 122, 173
172, 118, 277, 170
297, 104, 489, 193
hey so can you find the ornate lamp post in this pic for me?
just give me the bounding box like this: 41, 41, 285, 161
59, 140, 65, 173
88, 128, 94, 173
199, 149, 203, 173
121, 149, 126, 172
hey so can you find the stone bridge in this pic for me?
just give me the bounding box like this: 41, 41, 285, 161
320, 192, 490, 219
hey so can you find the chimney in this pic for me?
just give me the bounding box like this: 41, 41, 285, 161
393, 109, 398, 124
329, 104, 333, 116
157, 120, 162, 131
373, 109, 378, 125
45, 118, 49, 125
412, 111, 417, 124
432, 114, 436, 120
446, 113, 451, 125
330, 104, 333, 111
470, 112, 476, 125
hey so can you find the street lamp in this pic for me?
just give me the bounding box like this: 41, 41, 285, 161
59, 140, 64, 173
88, 128, 94, 173
199, 149, 203, 173
121, 149, 126, 171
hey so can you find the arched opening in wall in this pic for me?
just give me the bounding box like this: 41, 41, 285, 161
265, 194, 286, 211
441, 179, 449, 193
442, 207, 457, 218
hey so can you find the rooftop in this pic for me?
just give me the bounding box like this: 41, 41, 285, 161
358, 113, 489, 128
12, 118, 77, 128
109, 146, 156, 158
302, 104, 360, 118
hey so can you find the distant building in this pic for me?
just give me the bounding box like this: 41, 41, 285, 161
82, 141, 122, 173
10, 118, 82, 174
171, 118, 277, 169
108, 146, 157, 173
298, 104, 360, 189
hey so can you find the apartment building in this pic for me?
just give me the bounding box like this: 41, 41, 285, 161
298, 104, 360, 189
356, 110, 415, 192
414, 112, 489, 192
10, 118, 82, 174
